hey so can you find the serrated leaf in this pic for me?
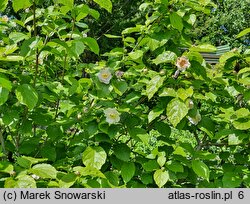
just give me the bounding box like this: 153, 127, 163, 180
157, 155, 166, 167
15, 84, 38, 109
153, 169, 169, 188
73, 166, 106, 178
166, 160, 184, 173
93, 0, 112, 13
167, 98, 188, 127
152, 51, 177, 65
82, 146, 107, 170
30, 164, 57, 179
192, 160, 210, 181
121, 162, 135, 183
146, 75, 165, 100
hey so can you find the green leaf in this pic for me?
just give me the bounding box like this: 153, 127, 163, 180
112, 80, 128, 96
159, 88, 177, 97
170, 12, 183, 32
167, 98, 188, 127
192, 160, 210, 181
233, 119, 250, 130
148, 107, 164, 123
73, 166, 105, 178
58, 173, 77, 188
121, 162, 135, 183
166, 160, 184, 173
222, 172, 242, 187
0, 87, 9, 106
104, 34, 122, 39
152, 51, 177, 65
177, 87, 193, 101
0, 161, 14, 174
82, 146, 107, 169
198, 116, 215, 138
128, 50, 143, 60
146, 75, 165, 100
15, 175, 36, 188
153, 169, 169, 188
143, 160, 159, 172
9, 32, 29, 44
113, 144, 130, 162
0, 0, 8, 11
81, 37, 99, 55
12, 0, 32, 12
157, 155, 166, 167
93, 0, 112, 13
30, 164, 57, 179
237, 28, 250, 38
15, 84, 38, 109
154, 121, 171, 137
190, 44, 217, 52
0, 77, 12, 91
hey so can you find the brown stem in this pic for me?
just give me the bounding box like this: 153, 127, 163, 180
0, 127, 7, 160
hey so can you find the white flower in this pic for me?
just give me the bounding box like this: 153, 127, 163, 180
188, 112, 201, 125
176, 56, 190, 71
104, 108, 120, 124
97, 68, 112, 84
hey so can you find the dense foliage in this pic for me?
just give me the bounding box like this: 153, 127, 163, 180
0, 0, 250, 188
191, 0, 250, 48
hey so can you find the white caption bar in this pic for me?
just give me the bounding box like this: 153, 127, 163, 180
0, 188, 249, 204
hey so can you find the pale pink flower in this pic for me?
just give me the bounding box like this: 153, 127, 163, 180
176, 56, 190, 71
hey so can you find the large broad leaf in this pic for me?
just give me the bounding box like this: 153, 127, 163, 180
121, 162, 135, 183
167, 98, 188, 127
93, 0, 112, 13
73, 166, 106, 178
30, 164, 57, 179
12, 0, 32, 12
192, 160, 210, 181
15, 175, 36, 188
113, 144, 130, 162
82, 146, 107, 170
15, 84, 38, 109
81, 37, 99, 55
0, 0, 8, 11
170, 12, 183, 32
153, 169, 169, 188
0, 87, 9, 106
146, 75, 165, 100
152, 51, 177, 65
